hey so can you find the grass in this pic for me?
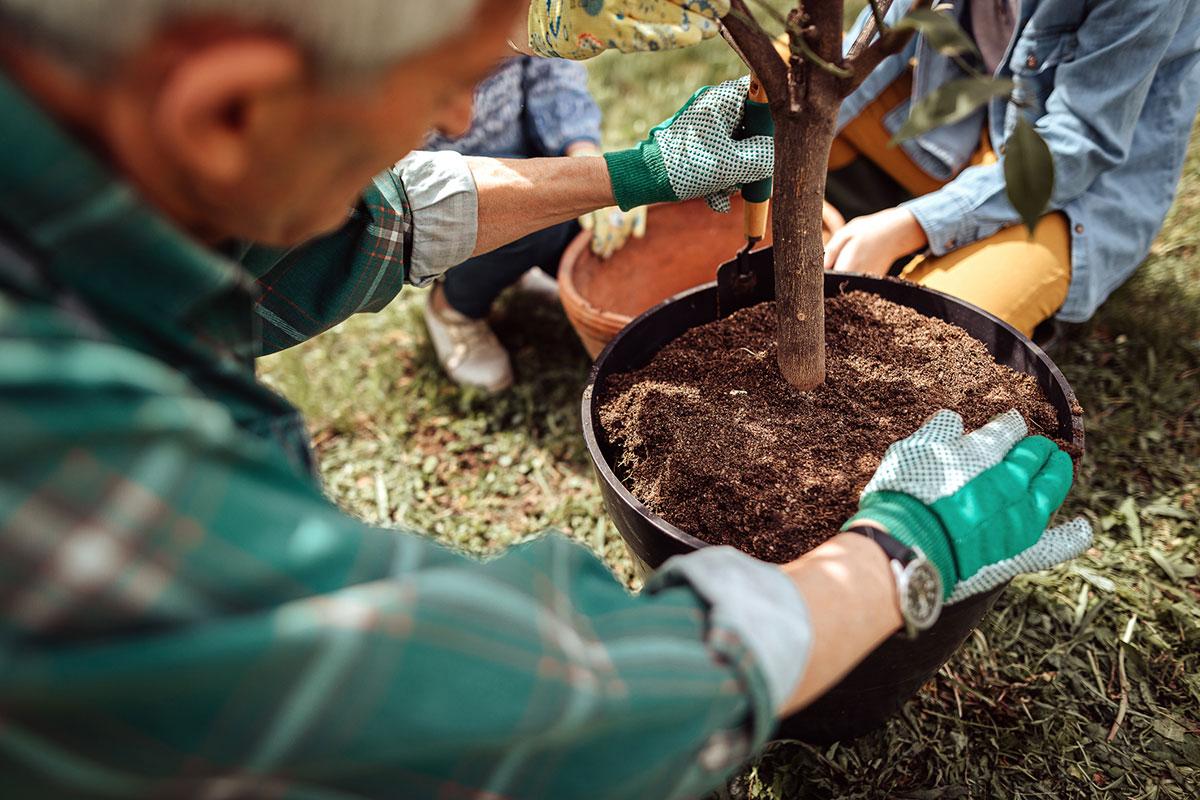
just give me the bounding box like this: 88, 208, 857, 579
258, 25, 1200, 799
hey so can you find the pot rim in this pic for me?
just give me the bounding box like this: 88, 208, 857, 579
581, 271, 1085, 556
557, 222, 637, 332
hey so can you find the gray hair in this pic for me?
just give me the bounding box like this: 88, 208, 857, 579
0, 0, 486, 74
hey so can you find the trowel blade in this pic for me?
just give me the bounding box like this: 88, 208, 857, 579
716, 245, 775, 318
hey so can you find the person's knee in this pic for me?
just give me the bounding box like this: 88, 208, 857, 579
902, 234, 1070, 336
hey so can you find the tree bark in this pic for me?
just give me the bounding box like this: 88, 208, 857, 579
770, 84, 840, 390
723, 1, 927, 390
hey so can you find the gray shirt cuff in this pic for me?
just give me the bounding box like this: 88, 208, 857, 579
392, 150, 478, 286
649, 546, 813, 714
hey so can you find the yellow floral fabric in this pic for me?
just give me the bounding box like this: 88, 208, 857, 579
528, 0, 729, 60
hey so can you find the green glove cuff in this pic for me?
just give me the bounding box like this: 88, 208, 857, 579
845, 492, 957, 599
604, 143, 678, 212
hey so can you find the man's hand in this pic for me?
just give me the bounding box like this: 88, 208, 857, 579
604, 76, 774, 212
844, 410, 1093, 604
465, 77, 769, 259
824, 206, 928, 275
774, 410, 1091, 717
528, 1, 729, 60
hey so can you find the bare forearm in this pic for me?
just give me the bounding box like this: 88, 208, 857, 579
466, 155, 615, 256
779, 532, 902, 714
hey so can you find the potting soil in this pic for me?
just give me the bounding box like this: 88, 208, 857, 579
598, 291, 1066, 563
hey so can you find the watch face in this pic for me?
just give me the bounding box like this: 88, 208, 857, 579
901, 561, 943, 630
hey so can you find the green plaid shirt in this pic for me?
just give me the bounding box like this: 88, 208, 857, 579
0, 72, 813, 799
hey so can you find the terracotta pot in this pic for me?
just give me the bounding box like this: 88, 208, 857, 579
558, 196, 772, 358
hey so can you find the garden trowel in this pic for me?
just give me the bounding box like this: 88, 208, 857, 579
716, 73, 774, 318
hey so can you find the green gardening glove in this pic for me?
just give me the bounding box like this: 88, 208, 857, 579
603, 76, 774, 213
844, 409, 1093, 604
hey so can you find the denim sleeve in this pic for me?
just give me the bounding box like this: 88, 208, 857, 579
523, 59, 603, 156
903, 0, 1192, 255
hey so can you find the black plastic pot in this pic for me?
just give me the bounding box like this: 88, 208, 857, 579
581, 249, 1084, 744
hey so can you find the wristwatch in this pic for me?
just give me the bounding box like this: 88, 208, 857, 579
846, 524, 943, 638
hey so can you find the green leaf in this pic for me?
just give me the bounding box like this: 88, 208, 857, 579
892, 77, 1015, 143
1152, 717, 1187, 743
1117, 496, 1142, 546
1004, 116, 1055, 237
1148, 549, 1179, 584
894, 8, 981, 58
1143, 503, 1195, 520
1071, 566, 1116, 593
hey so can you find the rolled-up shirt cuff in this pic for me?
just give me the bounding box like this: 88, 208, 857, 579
392, 150, 478, 286
647, 546, 812, 727
902, 189, 974, 256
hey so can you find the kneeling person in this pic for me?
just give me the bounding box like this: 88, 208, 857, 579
423, 55, 645, 392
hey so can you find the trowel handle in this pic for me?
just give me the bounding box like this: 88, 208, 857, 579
740, 75, 774, 241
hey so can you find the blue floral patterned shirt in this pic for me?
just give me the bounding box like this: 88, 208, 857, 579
425, 56, 602, 158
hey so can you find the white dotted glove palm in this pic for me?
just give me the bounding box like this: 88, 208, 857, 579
528, 1, 729, 60
579, 205, 648, 259
604, 76, 775, 213
845, 410, 1094, 605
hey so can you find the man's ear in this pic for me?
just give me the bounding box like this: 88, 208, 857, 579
151, 38, 308, 186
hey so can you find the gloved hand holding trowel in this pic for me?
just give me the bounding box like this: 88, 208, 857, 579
523, 3, 797, 266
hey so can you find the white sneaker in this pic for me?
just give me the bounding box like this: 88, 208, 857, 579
516, 268, 561, 305
423, 285, 513, 393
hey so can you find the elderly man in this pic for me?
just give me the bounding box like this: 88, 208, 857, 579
0, 1, 1091, 798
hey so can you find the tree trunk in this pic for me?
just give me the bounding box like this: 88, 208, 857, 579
771, 91, 841, 390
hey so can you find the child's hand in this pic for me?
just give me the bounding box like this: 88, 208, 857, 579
580, 206, 648, 259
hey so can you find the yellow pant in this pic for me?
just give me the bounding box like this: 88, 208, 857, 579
830, 74, 1071, 338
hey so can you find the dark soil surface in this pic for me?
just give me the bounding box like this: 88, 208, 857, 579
598, 291, 1065, 563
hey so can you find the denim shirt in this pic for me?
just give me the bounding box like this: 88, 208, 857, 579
839, 0, 1200, 323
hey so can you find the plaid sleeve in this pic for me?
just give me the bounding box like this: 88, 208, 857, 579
243, 154, 477, 355
240, 175, 413, 355
0, 333, 780, 799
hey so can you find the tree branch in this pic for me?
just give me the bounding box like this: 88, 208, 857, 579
737, 0, 847, 79
798, 0, 848, 73
846, 0, 894, 62
722, 0, 789, 104
868, 0, 888, 31
793, 31, 852, 78
841, 0, 932, 96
